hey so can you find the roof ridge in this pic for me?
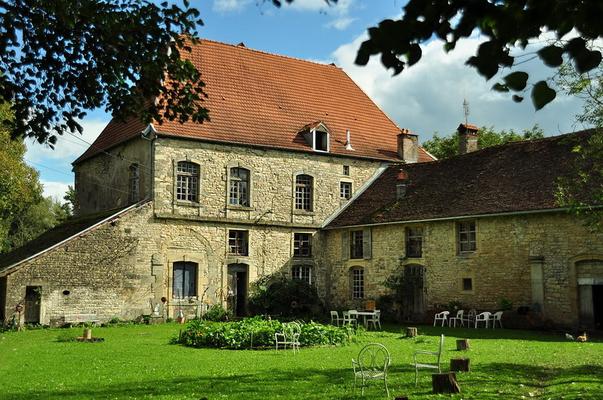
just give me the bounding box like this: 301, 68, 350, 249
198, 38, 339, 70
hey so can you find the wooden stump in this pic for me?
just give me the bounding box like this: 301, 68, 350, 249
83, 328, 92, 340
450, 358, 470, 372
432, 372, 461, 394
394, 396, 409, 400
406, 327, 418, 338
456, 339, 470, 351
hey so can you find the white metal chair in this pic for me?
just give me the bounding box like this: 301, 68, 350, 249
274, 322, 301, 352
366, 310, 381, 330
413, 334, 445, 385
433, 311, 449, 327
330, 311, 343, 326
475, 312, 491, 328
491, 311, 503, 329
352, 343, 391, 396
462, 309, 476, 326
448, 309, 464, 327
343, 310, 358, 326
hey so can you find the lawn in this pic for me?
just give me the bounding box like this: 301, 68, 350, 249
0, 323, 601, 399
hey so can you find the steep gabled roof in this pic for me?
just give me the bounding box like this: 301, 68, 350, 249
327, 130, 597, 228
74, 39, 433, 164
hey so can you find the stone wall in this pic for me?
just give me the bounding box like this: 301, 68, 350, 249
324, 212, 603, 326
74, 137, 152, 215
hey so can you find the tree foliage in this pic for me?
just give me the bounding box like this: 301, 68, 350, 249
422, 125, 544, 160
0, 0, 207, 146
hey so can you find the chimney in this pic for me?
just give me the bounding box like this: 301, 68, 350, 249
345, 129, 354, 150
458, 123, 479, 154
397, 129, 419, 163
396, 168, 409, 199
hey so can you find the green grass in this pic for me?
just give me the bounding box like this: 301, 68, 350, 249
0, 323, 601, 399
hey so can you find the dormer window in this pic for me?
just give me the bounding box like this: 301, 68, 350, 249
300, 121, 330, 153
314, 129, 329, 152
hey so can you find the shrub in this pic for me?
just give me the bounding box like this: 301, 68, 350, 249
498, 298, 513, 311
176, 316, 355, 350
248, 273, 324, 318
203, 304, 231, 322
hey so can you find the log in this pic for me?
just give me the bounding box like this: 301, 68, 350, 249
432, 372, 461, 394
450, 358, 470, 372
406, 327, 418, 338
456, 339, 470, 351
394, 397, 409, 400
83, 328, 92, 340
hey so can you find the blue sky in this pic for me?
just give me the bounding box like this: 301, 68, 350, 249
25, 0, 586, 201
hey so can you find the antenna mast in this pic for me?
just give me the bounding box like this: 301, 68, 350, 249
463, 98, 470, 125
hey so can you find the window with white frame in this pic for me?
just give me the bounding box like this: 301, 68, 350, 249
293, 233, 312, 257
351, 267, 364, 299
343, 165, 350, 176
295, 174, 313, 211
292, 265, 312, 285
176, 161, 199, 202
172, 261, 197, 298
229, 167, 250, 207
314, 129, 329, 152
228, 230, 248, 256
129, 163, 140, 203
340, 181, 352, 200
457, 221, 477, 253
350, 230, 364, 259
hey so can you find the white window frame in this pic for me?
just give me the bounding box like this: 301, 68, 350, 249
292, 264, 313, 285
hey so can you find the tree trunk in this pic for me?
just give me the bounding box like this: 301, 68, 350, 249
450, 358, 470, 372
406, 327, 418, 337
456, 339, 470, 350
432, 372, 461, 394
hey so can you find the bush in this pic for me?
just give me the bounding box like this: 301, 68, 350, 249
498, 298, 513, 311
203, 304, 231, 322
176, 316, 355, 350
248, 273, 324, 318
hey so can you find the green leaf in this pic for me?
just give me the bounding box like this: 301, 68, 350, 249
492, 83, 509, 92
512, 95, 524, 103
538, 45, 564, 67
531, 81, 556, 110
503, 71, 529, 91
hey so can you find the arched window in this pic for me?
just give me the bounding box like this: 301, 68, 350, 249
229, 167, 250, 206
176, 161, 200, 202
350, 267, 364, 299
295, 174, 313, 211
292, 265, 312, 285
173, 261, 198, 298
128, 163, 140, 203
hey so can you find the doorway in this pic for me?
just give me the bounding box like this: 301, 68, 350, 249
24, 286, 41, 324
0, 277, 6, 322
402, 264, 426, 321
227, 264, 248, 317
594, 285, 603, 330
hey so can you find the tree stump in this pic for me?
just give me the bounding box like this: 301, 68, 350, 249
456, 339, 470, 351
406, 327, 418, 338
450, 358, 470, 372
432, 372, 461, 394
83, 328, 92, 340
394, 397, 409, 400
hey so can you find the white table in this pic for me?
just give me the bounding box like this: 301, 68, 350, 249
354, 310, 379, 329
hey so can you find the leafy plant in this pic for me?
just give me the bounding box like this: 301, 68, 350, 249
498, 298, 513, 311
203, 304, 231, 322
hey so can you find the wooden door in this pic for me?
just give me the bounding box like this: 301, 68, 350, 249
24, 286, 41, 324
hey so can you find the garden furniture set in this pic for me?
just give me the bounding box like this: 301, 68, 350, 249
330, 309, 381, 330
434, 309, 504, 328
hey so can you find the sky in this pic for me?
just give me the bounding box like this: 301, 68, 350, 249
25, 0, 587, 201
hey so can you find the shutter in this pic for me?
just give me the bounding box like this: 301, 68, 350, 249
363, 228, 372, 259
341, 231, 350, 260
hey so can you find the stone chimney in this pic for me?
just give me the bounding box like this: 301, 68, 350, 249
458, 123, 479, 154
397, 129, 419, 163
396, 168, 409, 199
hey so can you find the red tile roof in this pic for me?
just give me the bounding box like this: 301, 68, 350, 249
74, 39, 433, 164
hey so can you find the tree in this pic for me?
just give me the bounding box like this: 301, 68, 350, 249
63, 185, 77, 216
422, 125, 544, 160
273, 0, 603, 110
1, 0, 207, 146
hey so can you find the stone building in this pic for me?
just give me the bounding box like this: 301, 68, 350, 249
0, 40, 601, 329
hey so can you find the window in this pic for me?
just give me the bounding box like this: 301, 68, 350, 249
350, 230, 364, 259
314, 130, 329, 152
228, 230, 248, 256
173, 262, 197, 298
351, 267, 364, 299
340, 181, 352, 200
405, 227, 423, 258
129, 163, 140, 203
292, 265, 312, 285
462, 278, 473, 291
176, 161, 200, 202
343, 165, 350, 176
458, 221, 477, 253
295, 174, 313, 211
229, 167, 250, 207
293, 233, 312, 257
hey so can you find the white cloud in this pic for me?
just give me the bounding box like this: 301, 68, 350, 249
41, 180, 70, 203
332, 33, 586, 140
212, 0, 253, 13
326, 16, 356, 30
285, 0, 352, 13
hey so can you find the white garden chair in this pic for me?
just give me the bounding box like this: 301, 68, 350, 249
413, 334, 445, 385
366, 310, 381, 330
352, 343, 391, 396
462, 309, 476, 326
448, 309, 464, 327
330, 311, 343, 326
491, 311, 503, 329
343, 310, 358, 326
274, 322, 301, 353
474, 312, 491, 328
433, 311, 449, 327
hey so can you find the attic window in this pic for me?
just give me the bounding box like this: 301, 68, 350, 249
314, 129, 329, 152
